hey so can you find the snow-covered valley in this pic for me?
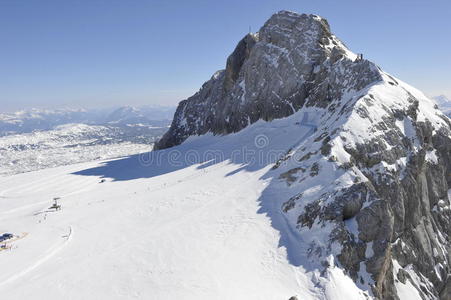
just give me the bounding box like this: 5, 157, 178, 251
0, 123, 167, 176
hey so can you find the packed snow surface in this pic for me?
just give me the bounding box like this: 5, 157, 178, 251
0, 112, 370, 300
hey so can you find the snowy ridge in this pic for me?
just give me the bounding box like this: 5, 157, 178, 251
156, 11, 382, 149
264, 72, 450, 298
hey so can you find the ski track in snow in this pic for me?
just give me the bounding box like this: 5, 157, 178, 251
0, 226, 73, 288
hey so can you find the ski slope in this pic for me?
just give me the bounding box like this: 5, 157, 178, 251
0, 110, 370, 300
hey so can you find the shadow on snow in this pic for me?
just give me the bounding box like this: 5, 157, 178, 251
72, 112, 317, 267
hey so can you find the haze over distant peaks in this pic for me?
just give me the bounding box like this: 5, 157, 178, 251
0, 105, 175, 136
433, 95, 451, 116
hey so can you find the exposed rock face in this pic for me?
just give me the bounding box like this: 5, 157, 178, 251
155, 11, 380, 150
156, 11, 451, 299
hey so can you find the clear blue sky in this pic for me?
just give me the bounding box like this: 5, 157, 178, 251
1, 0, 450, 112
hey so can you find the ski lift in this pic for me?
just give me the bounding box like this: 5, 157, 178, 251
49, 197, 61, 211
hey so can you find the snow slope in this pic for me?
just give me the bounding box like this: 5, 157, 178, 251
0, 111, 370, 300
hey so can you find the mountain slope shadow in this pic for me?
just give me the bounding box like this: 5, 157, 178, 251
72, 111, 314, 182
256, 173, 311, 268
72, 112, 317, 272
72, 152, 187, 181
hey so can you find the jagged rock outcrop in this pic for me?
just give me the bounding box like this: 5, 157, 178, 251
156, 11, 451, 299
155, 11, 380, 150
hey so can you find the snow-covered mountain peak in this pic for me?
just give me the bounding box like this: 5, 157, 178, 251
433, 94, 450, 105
156, 11, 380, 149
261, 11, 358, 63
153, 11, 451, 299
432, 95, 451, 117
263, 10, 328, 31
105, 106, 145, 124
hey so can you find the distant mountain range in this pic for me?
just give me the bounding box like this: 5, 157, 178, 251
0, 105, 175, 174
432, 95, 451, 117
0, 105, 175, 136
0, 122, 168, 176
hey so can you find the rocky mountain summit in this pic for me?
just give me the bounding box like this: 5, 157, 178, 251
156, 11, 451, 299
155, 11, 379, 149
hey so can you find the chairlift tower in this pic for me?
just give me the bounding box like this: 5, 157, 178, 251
50, 197, 61, 211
